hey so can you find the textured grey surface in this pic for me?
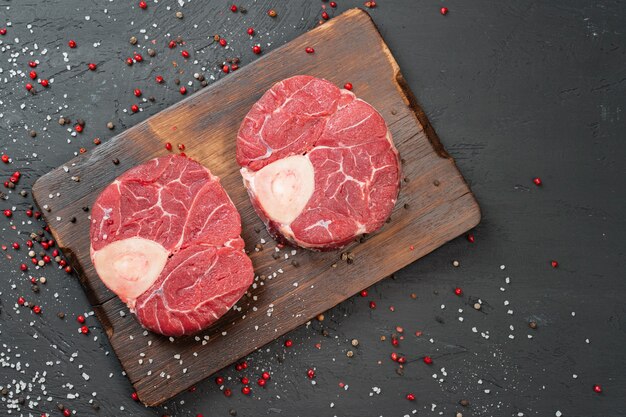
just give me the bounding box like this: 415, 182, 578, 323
0, 0, 624, 416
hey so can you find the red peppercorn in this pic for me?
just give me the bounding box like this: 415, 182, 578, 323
247, 27, 255, 36
33, 305, 41, 314
181, 50, 190, 58
219, 38, 227, 47
26, 240, 33, 247
593, 384, 602, 393
131, 391, 139, 401
391, 337, 399, 347
440, 7, 448, 15
406, 393, 415, 401
230, 4, 238, 12
235, 363, 243, 371
29, 71, 37, 79
165, 142, 173, 151
25, 83, 33, 91
241, 361, 248, 369
423, 356, 433, 365
305, 46, 315, 54
397, 356, 407, 364
369, 301, 376, 309
12, 242, 19, 249
59, 259, 67, 267
31, 258, 38, 265
88, 63, 97, 71
215, 376, 224, 385
40, 79, 49, 87
68, 40, 77, 48
0, 28, 6, 36
80, 325, 89, 334
131, 104, 139, 113
17, 296, 25, 305
231, 64, 239, 71
533, 177, 542, 186
241, 386, 251, 395
43, 255, 51, 263
139, 1, 147, 9
284, 339, 293, 347
262, 371, 270, 380
75, 124, 83, 133
63, 409, 71, 417
252, 45, 261, 54
344, 82, 353, 90
321, 11, 329, 20
307, 369, 315, 379
13, 171, 20, 178
551, 260, 558, 268
224, 388, 232, 397
41, 241, 49, 250
134, 53, 143, 62
179, 86, 187, 95
330, 1, 337, 7
29, 61, 37, 68
364, 1, 376, 8
257, 378, 266, 387
34, 212, 41, 219
155, 75, 164, 83
467, 233, 475, 243
30, 277, 37, 285
126, 57, 134, 66
241, 377, 249, 385
454, 287, 463, 296
77, 315, 85, 323
4, 209, 12, 217
360, 289, 368, 297
134, 88, 142, 97
267, 9, 277, 17
222, 65, 230, 73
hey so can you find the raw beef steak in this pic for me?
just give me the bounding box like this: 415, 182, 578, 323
90, 154, 253, 337
237, 75, 401, 250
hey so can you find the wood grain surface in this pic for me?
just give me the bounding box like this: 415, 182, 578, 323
32, 8, 480, 406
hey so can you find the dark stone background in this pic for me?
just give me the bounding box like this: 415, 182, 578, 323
0, 0, 624, 416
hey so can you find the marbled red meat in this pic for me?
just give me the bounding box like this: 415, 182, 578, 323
90, 154, 253, 336
237, 75, 401, 250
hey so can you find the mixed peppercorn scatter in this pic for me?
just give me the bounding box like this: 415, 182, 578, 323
0, 1, 609, 416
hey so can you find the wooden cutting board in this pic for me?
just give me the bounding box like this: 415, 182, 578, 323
32, 8, 480, 406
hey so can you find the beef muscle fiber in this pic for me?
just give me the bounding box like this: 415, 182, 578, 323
237, 75, 401, 250
90, 155, 253, 336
